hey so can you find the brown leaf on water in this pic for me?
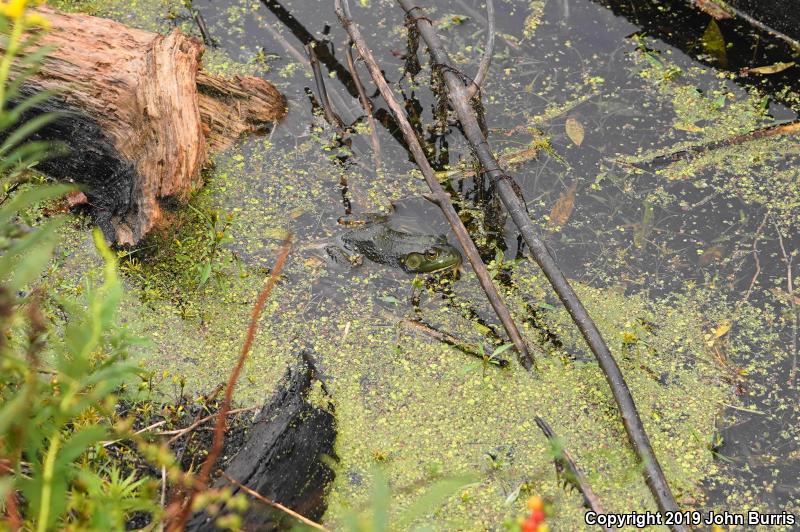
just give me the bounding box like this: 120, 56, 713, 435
742, 61, 795, 76
698, 245, 725, 266
548, 181, 578, 232
694, 0, 733, 20
565, 116, 585, 147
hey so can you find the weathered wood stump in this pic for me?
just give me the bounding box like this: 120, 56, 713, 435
188, 354, 337, 531
4, 7, 286, 245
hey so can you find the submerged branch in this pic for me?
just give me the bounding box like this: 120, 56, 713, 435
395, 0, 685, 525
335, 0, 535, 370
345, 45, 383, 175
307, 44, 347, 132
535, 416, 609, 528
628, 119, 800, 171
400, 318, 509, 367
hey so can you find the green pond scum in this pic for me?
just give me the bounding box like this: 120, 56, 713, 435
30, 0, 800, 529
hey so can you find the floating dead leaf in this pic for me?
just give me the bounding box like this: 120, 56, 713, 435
702, 19, 728, 67
304, 256, 324, 268
698, 245, 726, 266
547, 181, 578, 232
742, 61, 795, 76
565, 116, 585, 147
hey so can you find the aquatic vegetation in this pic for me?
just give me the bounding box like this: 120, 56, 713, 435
15, 0, 800, 528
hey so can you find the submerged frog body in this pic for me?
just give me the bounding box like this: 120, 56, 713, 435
328, 213, 461, 273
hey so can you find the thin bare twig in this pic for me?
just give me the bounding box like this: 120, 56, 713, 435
465, 0, 495, 100
774, 223, 798, 385
168, 236, 293, 531
739, 212, 769, 309
393, 1, 684, 525
161, 406, 259, 443
335, 0, 534, 369
307, 44, 347, 132
221, 472, 329, 531
535, 417, 610, 531
345, 44, 383, 175
400, 318, 509, 367
157, 466, 167, 532
630, 120, 800, 170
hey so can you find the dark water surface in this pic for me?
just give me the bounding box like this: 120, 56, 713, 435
187, 0, 799, 518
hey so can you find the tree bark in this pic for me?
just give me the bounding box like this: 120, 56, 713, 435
5, 7, 286, 245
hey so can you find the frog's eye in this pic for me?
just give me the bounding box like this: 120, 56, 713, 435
424, 249, 439, 260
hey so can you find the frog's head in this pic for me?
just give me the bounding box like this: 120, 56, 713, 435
401, 243, 462, 273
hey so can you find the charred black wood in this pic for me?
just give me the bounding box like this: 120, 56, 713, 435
187, 354, 336, 531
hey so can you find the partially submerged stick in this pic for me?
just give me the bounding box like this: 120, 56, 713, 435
629, 119, 800, 171
334, 1, 534, 370
307, 44, 346, 131
535, 417, 609, 530
394, 0, 684, 525
344, 46, 383, 175
400, 318, 509, 367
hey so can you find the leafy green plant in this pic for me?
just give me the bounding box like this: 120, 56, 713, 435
0, 4, 162, 529
335, 469, 478, 531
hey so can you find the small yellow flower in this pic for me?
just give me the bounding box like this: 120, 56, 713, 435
24, 12, 50, 28
0, 0, 28, 20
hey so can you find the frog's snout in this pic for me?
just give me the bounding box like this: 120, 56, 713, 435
402, 244, 462, 273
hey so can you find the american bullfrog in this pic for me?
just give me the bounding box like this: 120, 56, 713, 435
326, 213, 461, 273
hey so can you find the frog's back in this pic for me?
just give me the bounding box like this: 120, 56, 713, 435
342, 225, 442, 268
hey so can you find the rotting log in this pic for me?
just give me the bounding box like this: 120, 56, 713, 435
3, 7, 286, 245
187, 354, 337, 531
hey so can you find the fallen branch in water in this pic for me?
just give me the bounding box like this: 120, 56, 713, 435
393, 0, 684, 525
167, 236, 293, 531
625, 119, 800, 171
335, 0, 535, 370
535, 417, 609, 529
345, 45, 383, 175
400, 318, 509, 367
307, 44, 347, 132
